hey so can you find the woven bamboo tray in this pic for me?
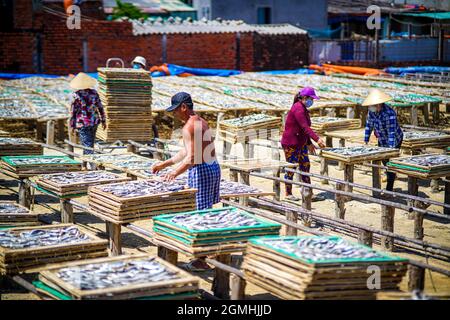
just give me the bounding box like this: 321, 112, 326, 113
0, 201, 40, 226
38, 253, 199, 300
387, 154, 450, 179
0, 138, 43, 157
0, 224, 108, 275
320, 147, 400, 164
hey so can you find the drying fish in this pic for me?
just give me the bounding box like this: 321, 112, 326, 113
111, 159, 159, 170
0, 226, 90, 249
396, 155, 450, 167
221, 114, 276, 127
170, 209, 261, 231
96, 180, 186, 198
56, 257, 178, 290
258, 237, 385, 262
0, 203, 29, 214
403, 131, 448, 140
219, 179, 261, 195
40, 171, 122, 185
325, 146, 394, 156
0, 138, 37, 145
6, 157, 77, 166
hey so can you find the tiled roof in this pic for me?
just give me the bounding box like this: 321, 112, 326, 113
131, 18, 307, 35
328, 0, 415, 14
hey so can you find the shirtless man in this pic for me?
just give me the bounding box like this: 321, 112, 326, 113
152, 92, 221, 210
152, 92, 221, 271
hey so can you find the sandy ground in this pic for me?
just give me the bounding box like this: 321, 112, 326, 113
1, 121, 449, 299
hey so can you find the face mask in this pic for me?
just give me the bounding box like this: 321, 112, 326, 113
368, 106, 377, 112
132, 64, 141, 69
305, 99, 313, 108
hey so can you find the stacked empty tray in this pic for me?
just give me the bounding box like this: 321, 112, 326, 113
37, 254, 199, 300
0, 138, 43, 156
88, 180, 197, 223
219, 114, 281, 143
152, 207, 281, 257
97, 68, 153, 142
242, 236, 408, 300
310, 117, 361, 133
387, 154, 450, 179
0, 201, 39, 227
0, 224, 108, 274
0, 155, 82, 178
35, 171, 130, 198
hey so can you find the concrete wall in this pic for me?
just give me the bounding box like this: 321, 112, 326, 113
193, 0, 327, 29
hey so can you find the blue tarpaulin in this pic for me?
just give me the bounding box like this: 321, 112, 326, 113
259, 69, 315, 75
151, 64, 242, 77
384, 66, 450, 75
0, 73, 61, 80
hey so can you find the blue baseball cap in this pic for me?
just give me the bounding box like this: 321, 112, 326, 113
166, 92, 193, 112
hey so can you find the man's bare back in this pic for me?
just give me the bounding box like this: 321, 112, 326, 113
183, 114, 216, 165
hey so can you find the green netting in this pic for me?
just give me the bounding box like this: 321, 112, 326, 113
153, 207, 281, 234
1, 155, 81, 167
0, 225, 17, 230
249, 235, 408, 264
32, 280, 198, 300
387, 162, 429, 173
33, 185, 86, 199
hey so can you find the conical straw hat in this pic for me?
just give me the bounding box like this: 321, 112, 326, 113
70, 72, 97, 90
362, 88, 392, 106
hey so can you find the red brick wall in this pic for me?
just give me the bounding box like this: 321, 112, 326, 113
13, 0, 34, 30
239, 33, 254, 72
0, 33, 36, 73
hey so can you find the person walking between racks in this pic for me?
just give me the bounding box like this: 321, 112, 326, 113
151, 92, 221, 271
69, 73, 106, 156
281, 87, 326, 202
363, 89, 403, 191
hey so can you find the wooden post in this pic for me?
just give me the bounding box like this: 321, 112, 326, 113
338, 139, 345, 170
320, 158, 329, 185
36, 121, 44, 142
18, 179, 31, 209
243, 141, 254, 159
408, 265, 425, 292
127, 173, 137, 180
127, 143, 137, 154
380, 204, 395, 251
335, 182, 346, 219
357, 229, 373, 247
230, 274, 246, 300
343, 164, 354, 193
238, 196, 249, 206
301, 186, 312, 227
273, 168, 281, 201
372, 160, 381, 198
407, 177, 419, 209
240, 172, 250, 185
157, 246, 178, 265
57, 119, 65, 142
444, 178, 450, 215
346, 106, 355, 119
430, 178, 440, 193
413, 212, 424, 240
106, 222, 122, 256
431, 102, 440, 123
46, 120, 55, 145
65, 143, 74, 159
60, 199, 74, 223
212, 254, 231, 299
410, 105, 418, 126
423, 103, 430, 125
285, 210, 298, 236
229, 169, 238, 182
222, 140, 230, 161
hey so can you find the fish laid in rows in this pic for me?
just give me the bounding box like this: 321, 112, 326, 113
325, 146, 394, 156
219, 180, 261, 195
311, 117, 345, 123
57, 257, 178, 290
0, 226, 90, 249
0, 138, 36, 145
222, 114, 275, 127
259, 237, 385, 262
170, 209, 261, 231
403, 131, 448, 140
112, 160, 159, 170
396, 155, 450, 167
7, 157, 75, 166
0, 203, 29, 214
40, 171, 122, 185
95, 180, 186, 198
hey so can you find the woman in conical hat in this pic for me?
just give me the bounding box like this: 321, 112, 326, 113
363, 89, 403, 191
69, 73, 106, 155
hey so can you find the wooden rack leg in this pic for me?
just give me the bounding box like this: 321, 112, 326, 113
18, 179, 31, 209
239, 196, 249, 206
413, 212, 424, 240
222, 140, 230, 161
423, 103, 430, 125
343, 164, 354, 193
240, 172, 250, 185
285, 210, 298, 236
127, 143, 137, 154
243, 141, 254, 159
372, 160, 381, 198
36, 121, 44, 142
212, 254, 231, 299
46, 120, 55, 145
57, 119, 65, 142
106, 222, 122, 256
301, 186, 312, 227
407, 177, 419, 209
445, 178, 450, 215
60, 199, 74, 223
157, 246, 178, 265
358, 229, 373, 247
410, 105, 418, 126
338, 139, 345, 170
431, 102, 440, 123
380, 204, 395, 251
408, 264, 425, 292
320, 158, 329, 185
335, 182, 346, 219
229, 169, 238, 182
230, 274, 246, 300
65, 143, 74, 159
273, 168, 281, 201
430, 178, 440, 193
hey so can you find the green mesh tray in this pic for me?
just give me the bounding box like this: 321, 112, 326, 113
387, 162, 430, 173
153, 207, 281, 234
249, 235, 408, 265
1, 155, 81, 167
32, 281, 198, 300
34, 185, 86, 199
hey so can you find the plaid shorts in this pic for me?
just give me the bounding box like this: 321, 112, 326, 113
188, 161, 221, 210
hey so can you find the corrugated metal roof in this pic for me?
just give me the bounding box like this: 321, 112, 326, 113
103, 0, 195, 13
132, 19, 307, 35
396, 11, 450, 20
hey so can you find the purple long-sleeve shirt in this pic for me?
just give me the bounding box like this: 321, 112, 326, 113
281, 101, 319, 147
